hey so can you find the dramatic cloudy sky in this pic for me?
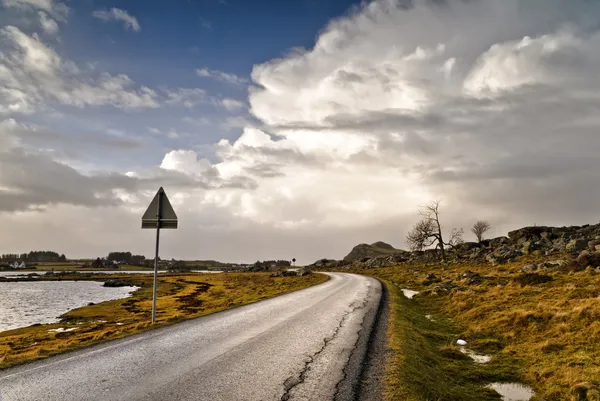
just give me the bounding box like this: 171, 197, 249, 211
1, 0, 599, 263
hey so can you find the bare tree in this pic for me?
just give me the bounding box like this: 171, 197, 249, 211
471, 220, 491, 243
405, 201, 464, 262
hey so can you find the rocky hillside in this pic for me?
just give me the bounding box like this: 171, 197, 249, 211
314, 223, 600, 270
342, 241, 406, 261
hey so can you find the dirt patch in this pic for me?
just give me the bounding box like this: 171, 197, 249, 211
175, 282, 214, 313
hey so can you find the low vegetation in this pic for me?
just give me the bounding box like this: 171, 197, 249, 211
353, 256, 600, 400
0, 272, 327, 369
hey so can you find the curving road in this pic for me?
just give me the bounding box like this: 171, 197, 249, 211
0, 273, 382, 401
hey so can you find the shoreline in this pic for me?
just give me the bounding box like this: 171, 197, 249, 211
0, 272, 329, 370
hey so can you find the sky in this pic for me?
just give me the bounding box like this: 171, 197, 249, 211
1, 0, 600, 264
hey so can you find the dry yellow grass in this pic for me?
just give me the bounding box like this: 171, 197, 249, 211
0, 272, 328, 369
352, 255, 600, 400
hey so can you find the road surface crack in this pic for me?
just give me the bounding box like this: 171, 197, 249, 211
280, 295, 370, 401
332, 285, 374, 401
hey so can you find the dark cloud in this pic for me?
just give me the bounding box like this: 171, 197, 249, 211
0, 149, 137, 212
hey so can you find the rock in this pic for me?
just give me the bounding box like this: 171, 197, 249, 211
103, 279, 131, 287
457, 339, 467, 346
567, 239, 588, 253
452, 242, 481, 252
588, 239, 600, 251
540, 259, 568, 271
520, 264, 538, 273
508, 226, 551, 242
577, 251, 600, 268
461, 270, 484, 284
422, 281, 456, 296
486, 254, 503, 266
572, 382, 599, 401
488, 236, 511, 248
297, 267, 312, 276
521, 241, 537, 254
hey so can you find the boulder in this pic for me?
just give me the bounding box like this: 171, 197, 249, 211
541, 259, 568, 270
567, 239, 588, 253
425, 273, 437, 280
452, 242, 481, 252
520, 264, 538, 273
508, 226, 551, 242
571, 382, 600, 401
486, 254, 504, 266
487, 236, 511, 248
521, 241, 537, 254
297, 267, 312, 276
576, 251, 600, 268
103, 279, 131, 287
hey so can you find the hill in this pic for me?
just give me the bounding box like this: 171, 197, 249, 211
343, 241, 406, 261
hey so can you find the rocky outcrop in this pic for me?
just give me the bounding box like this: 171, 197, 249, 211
315, 223, 600, 270
343, 241, 406, 261
103, 279, 132, 287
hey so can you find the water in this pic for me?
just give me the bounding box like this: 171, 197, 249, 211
401, 289, 419, 299
459, 347, 491, 363
0, 270, 222, 277
0, 281, 138, 332
487, 383, 535, 401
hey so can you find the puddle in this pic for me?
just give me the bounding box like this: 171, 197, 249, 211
487, 383, 534, 401
460, 347, 491, 364
48, 327, 77, 333
401, 289, 419, 299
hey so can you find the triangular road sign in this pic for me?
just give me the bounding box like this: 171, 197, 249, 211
142, 187, 178, 229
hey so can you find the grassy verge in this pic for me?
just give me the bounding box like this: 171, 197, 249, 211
380, 279, 518, 400
0, 272, 328, 369
352, 256, 600, 400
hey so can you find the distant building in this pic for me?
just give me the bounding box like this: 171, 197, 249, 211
89, 258, 118, 269
9, 261, 26, 269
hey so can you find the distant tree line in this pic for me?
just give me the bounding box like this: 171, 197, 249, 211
253, 260, 291, 268
106, 252, 147, 265
0, 251, 66, 263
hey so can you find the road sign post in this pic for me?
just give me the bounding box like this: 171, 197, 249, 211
142, 187, 178, 324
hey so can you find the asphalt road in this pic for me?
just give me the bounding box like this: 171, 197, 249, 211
0, 273, 382, 401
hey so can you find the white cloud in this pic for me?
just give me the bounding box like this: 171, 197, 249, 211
160, 150, 214, 177
93, 8, 141, 33
199, 16, 211, 30
38, 11, 59, 35
0, 26, 159, 113
1, 0, 68, 21
196, 68, 247, 85
464, 28, 600, 96
165, 87, 207, 108
219, 98, 245, 111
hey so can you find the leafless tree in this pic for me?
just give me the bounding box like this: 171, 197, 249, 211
471, 220, 491, 243
405, 201, 464, 262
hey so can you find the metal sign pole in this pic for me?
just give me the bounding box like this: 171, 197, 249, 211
151, 191, 162, 324
142, 187, 176, 324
